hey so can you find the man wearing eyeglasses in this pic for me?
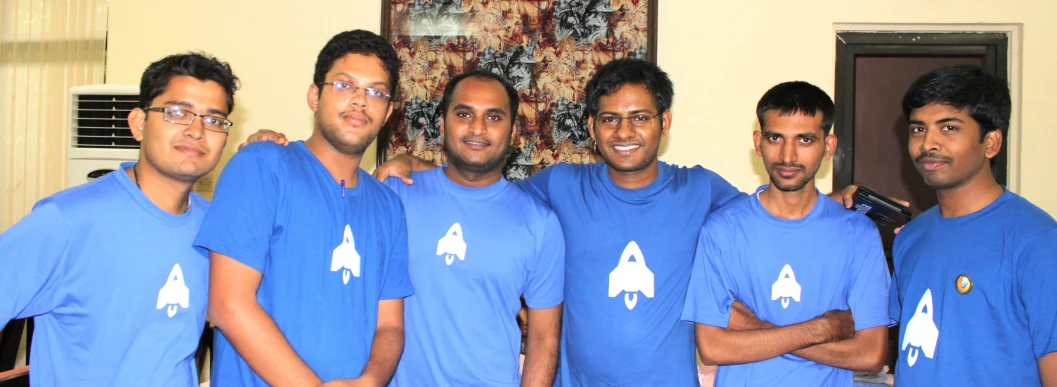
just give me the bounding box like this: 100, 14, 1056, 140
195, 30, 413, 386
0, 52, 238, 386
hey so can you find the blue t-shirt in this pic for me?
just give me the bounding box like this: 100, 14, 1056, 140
0, 162, 208, 386
889, 191, 1057, 386
515, 161, 743, 386
194, 141, 414, 385
385, 168, 565, 386
682, 187, 891, 387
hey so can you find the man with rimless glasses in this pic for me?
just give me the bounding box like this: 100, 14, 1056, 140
0, 52, 238, 386
196, 30, 413, 386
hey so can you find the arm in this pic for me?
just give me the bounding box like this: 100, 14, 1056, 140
728, 303, 885, 372
0, 202, 70, 323
696, 309, 852, 365
521, 305, 561, 387
1040, 352, 1057, 387
372, 153, 437, 184
208, 252, 322, 386
1019, 229, 1057, 386
355, 299, 405, 386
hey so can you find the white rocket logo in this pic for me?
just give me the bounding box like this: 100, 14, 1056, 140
436, 223, 467, 265
330, 225, 361, 284
156, 264, 189, 318
902, 288, 939, 367
608, 241, 655, 310
771, 264, 801, 309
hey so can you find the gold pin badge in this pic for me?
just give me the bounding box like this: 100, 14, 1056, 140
955, 274, 973, 294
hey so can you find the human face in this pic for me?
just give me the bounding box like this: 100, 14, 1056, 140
442, 77, 515, 177
308, 53, 394, 156
907, 103, 1001, 190
587, 84, 671, 175
754, 111, 836, 192
127, 75, 229, 184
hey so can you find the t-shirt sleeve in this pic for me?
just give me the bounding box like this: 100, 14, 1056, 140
379, 198, 414, 300
1016, 228, 1057, 359
513, 165, 556, 206
889, 233, 907, 323
706, 170, 746, 212
0, 202, 71, 321
193, 145, 282, 273
847, 221, 894, 330
681, 223, 735, 328
523, 210, 565, 309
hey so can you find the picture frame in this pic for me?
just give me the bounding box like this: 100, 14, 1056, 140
379, 0, 658, 179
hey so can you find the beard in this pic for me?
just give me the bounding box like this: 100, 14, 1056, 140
316, 114, 376, 156
767, 163, 816, 192
445, 136, 511, 176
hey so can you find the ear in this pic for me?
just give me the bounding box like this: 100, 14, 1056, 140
587, 115, 597, 144
660, 109, 673, 137
823, 133, 838, 161
508, 120, 519, 146
307, 84, 320, 112
753, 131, 763, 157
984, 129, 1003, 159
384, 100, 394, 123
128, 108, 146, 142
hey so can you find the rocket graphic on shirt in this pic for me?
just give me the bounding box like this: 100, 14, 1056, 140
436, 223, 467, 266
331, 225, 361, 284
771, 264, 802, 309
902, 288, 939, 367
608, 241, 655, 310
156, 264, 190, 318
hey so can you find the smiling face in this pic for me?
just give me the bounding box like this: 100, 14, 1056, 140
127, 75, 229, 183
754, 110, 836, 193
587, 83, 671, 178
442, 76, 515, 179
308, 53, 394, 156
907, 103, 1001, 190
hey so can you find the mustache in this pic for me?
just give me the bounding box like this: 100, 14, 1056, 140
770, 162, 805, 170
914, 151, 952, 164
460, 135, 492, 146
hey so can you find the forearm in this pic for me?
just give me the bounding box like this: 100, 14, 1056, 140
695, 319, 834, 365
735, 308, 886, 372
211, 301, 320, 386
358, 325, 404, 385
406, 154, 437, 172
1039, 352, 1057, 387
521, 329, 559, 387
792, 326, 887, 372
521, 305, 561, 387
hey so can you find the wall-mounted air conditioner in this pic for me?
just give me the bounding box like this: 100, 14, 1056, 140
68, 84, 140, 188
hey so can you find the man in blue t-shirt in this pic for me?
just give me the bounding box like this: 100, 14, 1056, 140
194, 30, 413, 386
0, 53, 239, 386
682, 82, 891, 386
384, 70, 564, 386
889, 65, 1057, 386
373, 60, 865, 386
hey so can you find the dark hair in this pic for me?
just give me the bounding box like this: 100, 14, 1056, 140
755, 81, 835, 134
138, 52, 239, 113
901, 64, 1010, 141
584, 58, 674, 118
439, 70, 520, 117
313, 30, 400, 93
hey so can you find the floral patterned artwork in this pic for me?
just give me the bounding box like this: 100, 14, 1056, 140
381, 0, 655, 179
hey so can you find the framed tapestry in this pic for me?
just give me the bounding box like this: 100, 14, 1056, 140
379, 0, 658, 179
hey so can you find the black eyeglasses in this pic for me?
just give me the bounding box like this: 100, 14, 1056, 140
146, 106, 233, 133
595, 113, 660, 130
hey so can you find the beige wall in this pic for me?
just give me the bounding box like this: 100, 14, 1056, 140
107, 0, 1056, 213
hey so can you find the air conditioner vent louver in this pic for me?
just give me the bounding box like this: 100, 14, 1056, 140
73, 94, 140, 149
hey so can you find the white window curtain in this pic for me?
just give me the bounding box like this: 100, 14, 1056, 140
0, 0, 108, 232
